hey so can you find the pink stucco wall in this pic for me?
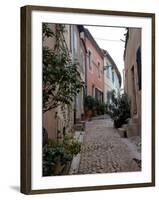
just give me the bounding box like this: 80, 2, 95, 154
85, 36, 104, 98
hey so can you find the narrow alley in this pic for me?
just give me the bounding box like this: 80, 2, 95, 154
77, 115, 141, 174
42, 23, 142, 177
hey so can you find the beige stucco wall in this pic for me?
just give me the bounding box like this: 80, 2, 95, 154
124, 28, 141, 134
71, 25, 86, 121
42, 24, 74, 140
43, 109, 57, 140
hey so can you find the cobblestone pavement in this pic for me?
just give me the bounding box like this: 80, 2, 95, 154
77, 118, 141, 174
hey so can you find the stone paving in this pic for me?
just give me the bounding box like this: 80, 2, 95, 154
77, 117, 141, 174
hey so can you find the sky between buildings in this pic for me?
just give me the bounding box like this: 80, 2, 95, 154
84, 26, 126, 89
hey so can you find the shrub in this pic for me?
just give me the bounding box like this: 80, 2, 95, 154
108, 91, 130, 128
43, 135, 81, 176
63, 134, 81, 155
84, 95, 96, 110
94, 100, 107, 115
84, 95, 108, 116
43, 143, 71, 176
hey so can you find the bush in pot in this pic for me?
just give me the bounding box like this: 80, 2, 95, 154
84, 95, 96, 118
43, 134, 81, 176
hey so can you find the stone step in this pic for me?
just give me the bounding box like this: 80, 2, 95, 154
74, 122, 85, 131
127, 123, 140, 137
128, 116, 139, 124
118, 127, 127, 138
122, 124, 128, 129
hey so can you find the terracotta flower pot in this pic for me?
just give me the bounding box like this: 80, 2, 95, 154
85, 109, 93, 120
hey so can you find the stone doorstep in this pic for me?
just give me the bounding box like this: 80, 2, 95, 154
74, 121, 85, 131
128, 116, 139, 124
118, 125, 139, 138
118, 127, 127, 138
120, 117, 141, 137
75, 120, 85, 124
91, 114, 111, 120
127, 123, 140, 137
122, 124, 128, 129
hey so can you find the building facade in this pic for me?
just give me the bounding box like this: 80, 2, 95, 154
84, 28, 104, 103
103, 50, 121, 104
43, 24, 73, 140
124, 28, 141, 137
70, 25, 86, 122
43, 24, 88, 140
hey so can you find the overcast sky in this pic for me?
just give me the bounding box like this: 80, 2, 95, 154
84, 26, 126, 88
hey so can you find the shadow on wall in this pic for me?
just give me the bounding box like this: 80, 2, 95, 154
9, 185, 20, 192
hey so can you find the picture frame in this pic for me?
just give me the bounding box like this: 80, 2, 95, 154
21, 5, 155, 194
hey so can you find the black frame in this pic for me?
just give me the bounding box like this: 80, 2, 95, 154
21, 5, 155, 194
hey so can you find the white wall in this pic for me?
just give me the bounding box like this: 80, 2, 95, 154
0, 0, 158, 199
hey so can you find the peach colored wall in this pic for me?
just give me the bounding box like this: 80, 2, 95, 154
85, 37, 104, 97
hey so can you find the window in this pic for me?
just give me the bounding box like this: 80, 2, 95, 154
88, 50, 92, 70
95, 88, 103, 103
92, 85, 95, 97
107, 91, 112, 104
80, 50, 85, 73
112, 71, 115, 84
98, 62, 101, 79
73, 30, 78, 57
69, 26, 73, 53
107, 91, 111, 104
106, 63, 110, 79
136, 46, 141, 90
70, 26, 73, 54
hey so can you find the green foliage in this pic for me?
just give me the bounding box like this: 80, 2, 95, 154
43, 135, 81, 176
108, 90, 130, 128
84, 95, 107, 116
84, 95, 96, 110
63, 134, 81, 155
42, 23, 55, 39
43, 142, 71, 176
94, 100, 107, 115
43, 23, 83, 113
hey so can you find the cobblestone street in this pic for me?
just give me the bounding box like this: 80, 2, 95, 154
77, 116, 141, 174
